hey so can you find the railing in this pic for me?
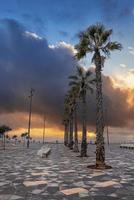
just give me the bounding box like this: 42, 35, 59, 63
120, 144, 134, 149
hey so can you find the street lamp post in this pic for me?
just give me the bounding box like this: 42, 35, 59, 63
27, 88, 35, 148
43, 114, 46, 144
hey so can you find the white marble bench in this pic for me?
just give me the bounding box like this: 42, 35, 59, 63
37, 147, 51, 158
120, 144, 134, 149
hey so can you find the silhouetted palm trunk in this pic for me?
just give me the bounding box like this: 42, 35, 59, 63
95, 52, 105, 168
81, 94, 87, 157
27, 138, 29, 148
64, 123, 69, 146
73, 104, 79, 152
69, 114, 74, 149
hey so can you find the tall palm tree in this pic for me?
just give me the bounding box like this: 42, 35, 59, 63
63, 93, 73, 148
75, 23, 122, 167
69, 66, 94, 157
63, 118, 69, 147
64, 88, 79, 150
68, 85, 80, 152
63, 98, 70, 146
65, 92, 74, 149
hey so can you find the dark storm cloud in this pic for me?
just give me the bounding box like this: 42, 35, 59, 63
0, 18, 76, 126
86, 74, 134, 129
0, 18, 134, 130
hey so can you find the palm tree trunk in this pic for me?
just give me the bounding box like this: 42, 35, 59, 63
73, 104, 79, 152
81, 94, 87, 157
69, 114, 74, 149
95, 52, 105, 168
64, 123, 69, 146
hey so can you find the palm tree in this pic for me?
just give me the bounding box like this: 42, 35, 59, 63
75, 23, 122, 167
5, 135, 10, 143
0, 125, 12, 150
68, 85, 80, 152
63, 100, 70, 146
64, 93, 74, 149
12, 135, 17, 145
73, 103, 79, 152
69, 66, 94, 157
21, 132, 28, 146
21, 133, 25, 145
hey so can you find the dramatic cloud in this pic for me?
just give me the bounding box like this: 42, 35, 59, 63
84, 75, 129, 129
0, 18, 134, 136
0, 18, 76, 126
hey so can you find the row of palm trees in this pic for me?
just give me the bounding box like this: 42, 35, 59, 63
63, 66, 95, 157
0, 125, 12, 150
0, 125, 31, 149
63, 23, 122, 169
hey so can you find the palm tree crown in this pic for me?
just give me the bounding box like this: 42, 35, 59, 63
75, 23, 122, 62
69, 66, 94, 96
69, 66, 95, 156
0, 125, 12, 134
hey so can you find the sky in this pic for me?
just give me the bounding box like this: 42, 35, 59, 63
0, 0, 134, 142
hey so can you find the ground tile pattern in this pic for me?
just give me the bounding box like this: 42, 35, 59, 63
0, 143, 134, 199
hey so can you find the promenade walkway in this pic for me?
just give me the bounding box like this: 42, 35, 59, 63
0, 143, 134, 199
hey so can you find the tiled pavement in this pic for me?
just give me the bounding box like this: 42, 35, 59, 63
0, 143, 134, 199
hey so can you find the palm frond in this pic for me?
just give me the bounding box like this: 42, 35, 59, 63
95, 23, 106, 35
87, 23, 105, 43
68, 75, 78, 80
75, 44, 88, 60
75, 31, 94, 60
69, 81, 78, 86
75, 23, 122, 63
77, 66, 85, 77
100, 29, 113, 45
104, 41, 122, 51
87, 78, 96, 85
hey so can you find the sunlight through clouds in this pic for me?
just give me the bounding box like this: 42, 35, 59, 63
25, 31, 42, 40
112, 69, 134, 90
49, 41, 77, 54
